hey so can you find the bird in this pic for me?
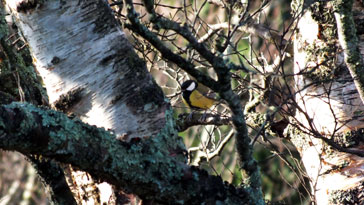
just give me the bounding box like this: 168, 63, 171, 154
181, 80, 216, 110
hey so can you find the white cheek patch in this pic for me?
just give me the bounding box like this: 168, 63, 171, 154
186, 82, 196, 91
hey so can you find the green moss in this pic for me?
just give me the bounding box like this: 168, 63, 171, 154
0, 102, 249, 203
102, 106, 186, 199
334, 0, 364, 88
304, 40, 340, 83
302, 1, 341, 83
0, 8, 47, 105
286, 124, 310, 150
329, 129, 364, 148
246, 112, 280, 137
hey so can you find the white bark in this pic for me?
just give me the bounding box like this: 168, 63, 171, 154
5, 0, 168, 203
293, 9, 364, 204
5, 0, 167, 140
294, 12, 364, 134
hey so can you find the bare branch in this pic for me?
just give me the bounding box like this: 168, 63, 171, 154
123, 0, 220, 91
176, 112, 231, 132
189, 129, 234, 166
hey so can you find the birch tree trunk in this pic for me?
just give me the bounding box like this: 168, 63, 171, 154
4, 0, 170, 203
291, 0, 364, 204
9, 0, 364, 204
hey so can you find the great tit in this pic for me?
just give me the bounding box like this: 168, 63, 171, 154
181, 80, 216, 110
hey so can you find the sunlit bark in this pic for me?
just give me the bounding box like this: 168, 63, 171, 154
292, 0, 364, 203
4, 0, 168, 203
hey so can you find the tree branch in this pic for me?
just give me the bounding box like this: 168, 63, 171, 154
334, 0, 364, 104
176, 113, 231, 132
0, 102, 251, 204
124, 1, 264, 203
27, 156, 77, 205
124, 0, 220, 91
148, 15, 248, 73
189, 129, 234, 166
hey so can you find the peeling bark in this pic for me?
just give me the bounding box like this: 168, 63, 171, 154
291, 0, 364, 204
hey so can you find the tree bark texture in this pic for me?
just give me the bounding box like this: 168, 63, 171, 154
5, 0, 168, 141
0, 102, 249, 204
291, 0, 364, 204
1, 6, 78, 204
4, 0, 170, 203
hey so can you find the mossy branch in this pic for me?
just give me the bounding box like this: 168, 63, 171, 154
334, 0, 364, 104
0, 102, 253, 204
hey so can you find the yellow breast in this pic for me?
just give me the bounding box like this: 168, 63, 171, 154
189, 90, 215, 109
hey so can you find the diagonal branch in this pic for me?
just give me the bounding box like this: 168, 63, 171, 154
124, 0, 220, 91
148, 15, 248, 73
0, 102, 250, 204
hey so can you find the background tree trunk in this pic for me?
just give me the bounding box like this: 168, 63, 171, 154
291, 0, 364, 204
